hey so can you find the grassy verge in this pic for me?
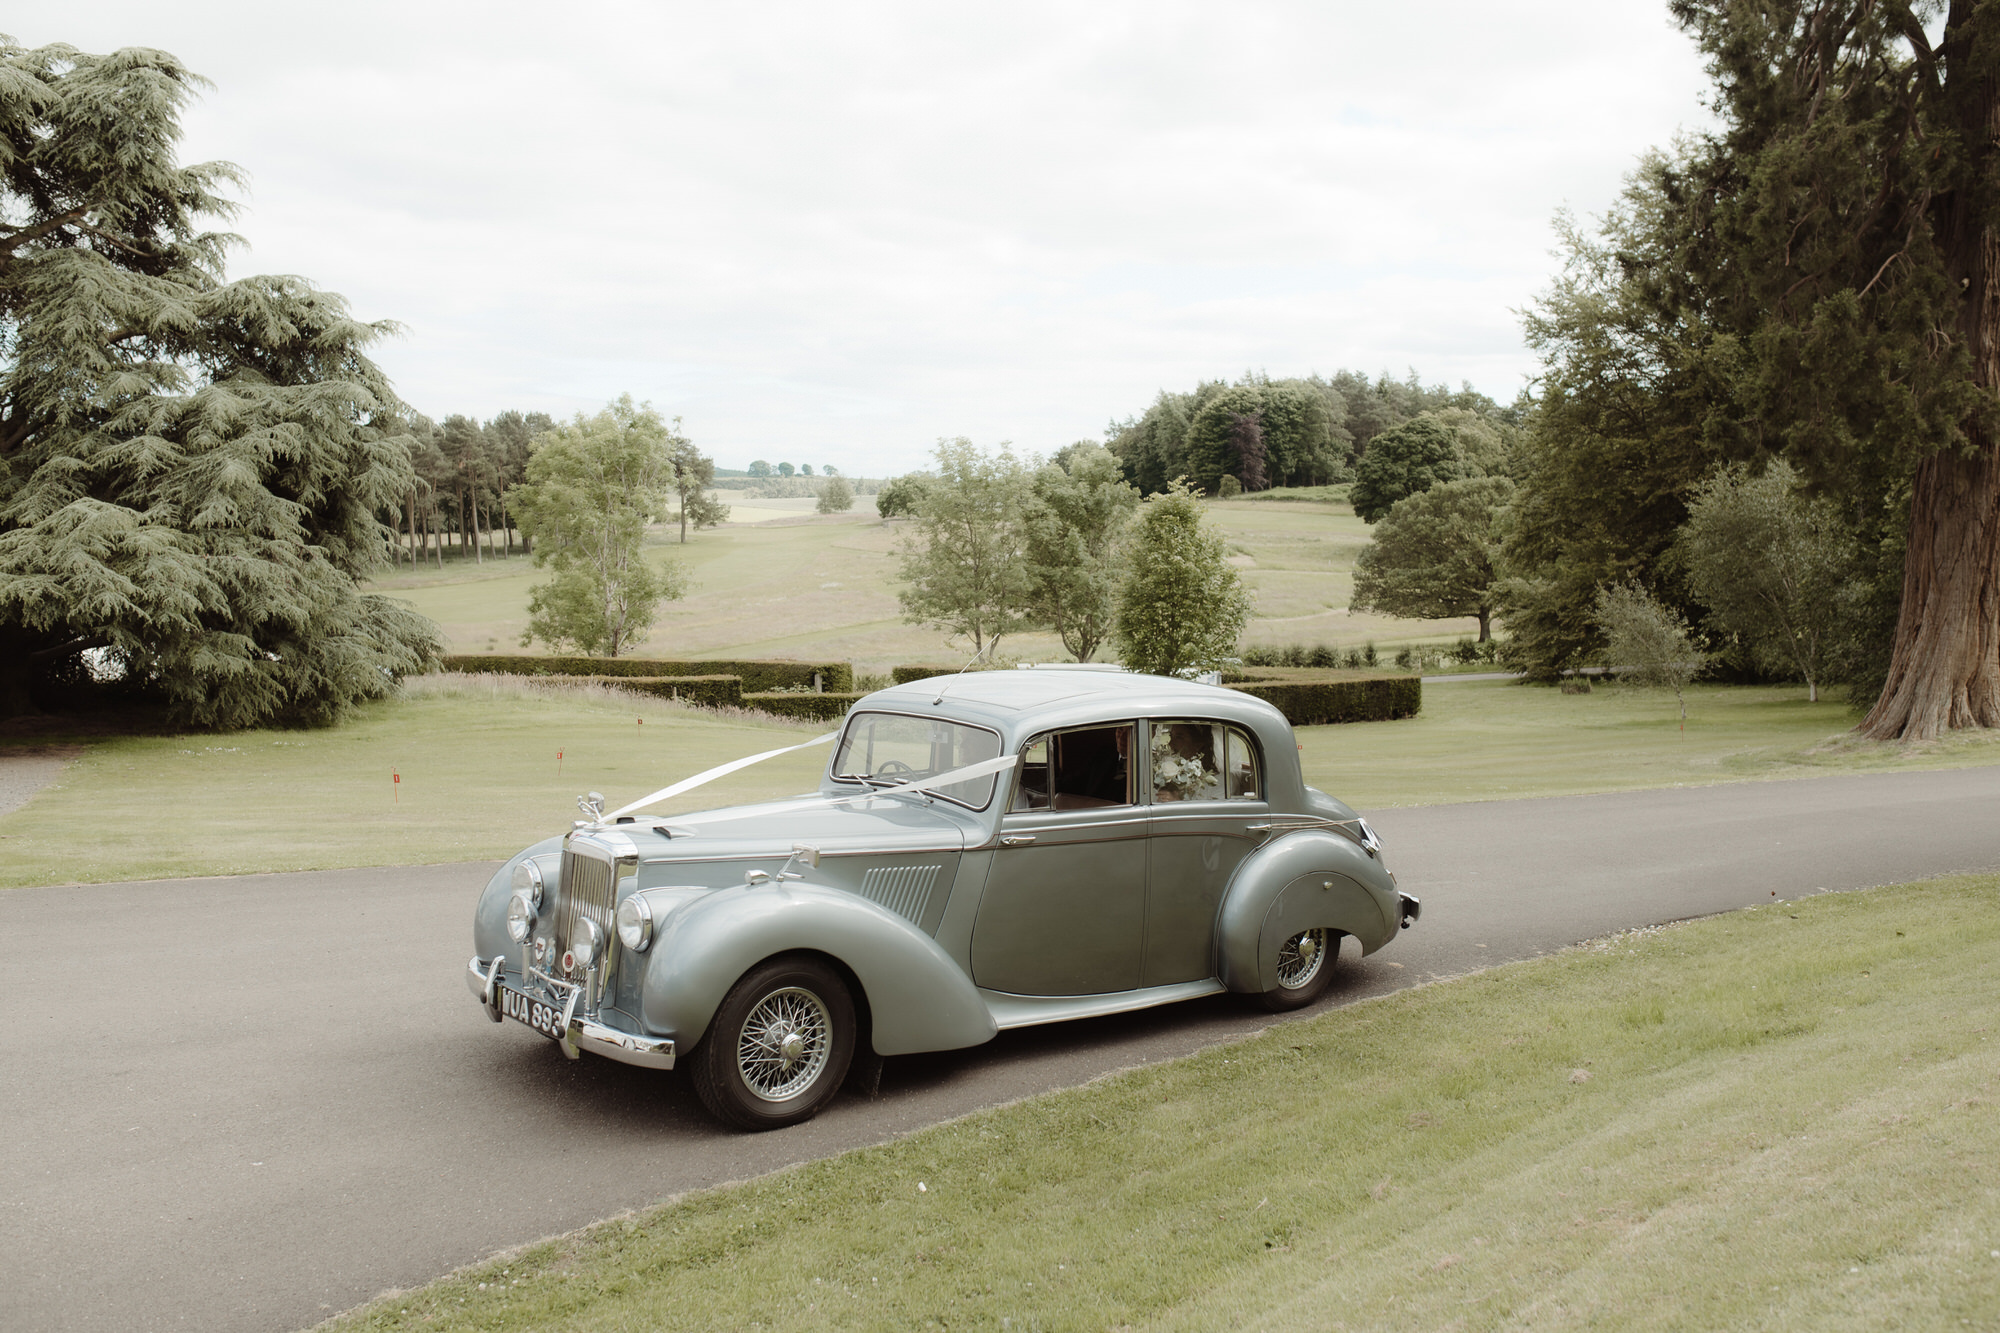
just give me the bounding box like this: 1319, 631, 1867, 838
320, 874, 2000, 1332
0, 676, 833, 888
1301, 678, 2000, 807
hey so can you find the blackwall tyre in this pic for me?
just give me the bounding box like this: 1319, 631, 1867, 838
692, 956, 857, 1131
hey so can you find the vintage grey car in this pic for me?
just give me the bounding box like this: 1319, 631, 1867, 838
466, 668, 1420, 1129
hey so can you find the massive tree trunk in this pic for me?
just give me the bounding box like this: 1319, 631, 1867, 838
1859, 4, 2000, 742
1861, 443, 2000, 738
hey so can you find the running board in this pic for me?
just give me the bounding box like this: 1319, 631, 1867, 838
980, 979, 1227, 1030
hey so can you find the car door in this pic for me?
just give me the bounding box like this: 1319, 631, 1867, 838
970, 723, 1148, 996
1143, 719, 1269, 986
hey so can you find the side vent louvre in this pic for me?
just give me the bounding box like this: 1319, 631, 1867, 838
856, 864, 941, 924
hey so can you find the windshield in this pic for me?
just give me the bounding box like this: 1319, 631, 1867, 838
831, 712, 1004, 810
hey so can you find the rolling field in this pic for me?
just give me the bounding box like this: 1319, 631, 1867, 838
368, 494, 1481, 671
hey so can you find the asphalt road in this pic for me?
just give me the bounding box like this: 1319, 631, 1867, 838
6, 765, 2000, 1333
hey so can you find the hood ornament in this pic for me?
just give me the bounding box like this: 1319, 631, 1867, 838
576, 791, 605, 822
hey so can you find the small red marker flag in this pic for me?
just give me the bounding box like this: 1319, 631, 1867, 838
392, 770, 400, 802
557, 749, 564, 774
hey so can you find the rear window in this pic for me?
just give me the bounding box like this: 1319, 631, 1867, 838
831, 712, 1005, 810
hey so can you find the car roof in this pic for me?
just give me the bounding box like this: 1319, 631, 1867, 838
859, 667, 1289, 740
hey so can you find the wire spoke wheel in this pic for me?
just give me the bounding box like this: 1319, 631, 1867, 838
1275, 928, 1328, 990
694, 956, 857, 1130
735, 987, 833, 1101
1259, 927, 1337, 1011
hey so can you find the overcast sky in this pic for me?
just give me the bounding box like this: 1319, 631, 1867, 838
21, 3, 1713, 475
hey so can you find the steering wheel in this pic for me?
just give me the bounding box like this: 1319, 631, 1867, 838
874, 760, 915, 777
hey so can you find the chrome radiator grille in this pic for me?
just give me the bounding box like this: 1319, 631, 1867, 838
557, 843, 617, 954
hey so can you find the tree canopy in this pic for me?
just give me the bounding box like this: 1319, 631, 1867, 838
1114, 481, 1250, 676
1508, 3, 2000, 737
507, 396, 687, 657
895, 439, 1034, 655
0, 41, 439, 725
1350, 475, 1514, 641
1022, 444, 1139, 662
1348, 415, 1467, 523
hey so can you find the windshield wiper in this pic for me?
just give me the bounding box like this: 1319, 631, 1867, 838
834, 772, 899, 789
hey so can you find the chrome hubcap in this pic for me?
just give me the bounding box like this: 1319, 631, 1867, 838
1275, 928, 1329, 990
737, 987, 832, 1102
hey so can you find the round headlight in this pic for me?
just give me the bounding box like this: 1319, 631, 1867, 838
564, 916, 602, 973
506, 888, 536, 942
616, 893, 654, 953
509, 859, 543, 909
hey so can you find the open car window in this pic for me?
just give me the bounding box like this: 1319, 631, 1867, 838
1012, 724, 1135, 812
831, 712, 1004, 810
1150, 720, 1261, 803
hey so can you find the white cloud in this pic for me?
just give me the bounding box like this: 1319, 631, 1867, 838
17, 2, 1711, 472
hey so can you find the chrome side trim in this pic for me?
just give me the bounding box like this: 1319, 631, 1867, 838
640, 846, 964, 866
979, 978, 1226, 1030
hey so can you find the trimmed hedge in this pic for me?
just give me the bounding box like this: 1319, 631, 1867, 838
575, 675, 744, 708
441, 655, 853, 693
740, 691, 866, 722
891, 663, 1010, 684
1224, 673, 1420, 726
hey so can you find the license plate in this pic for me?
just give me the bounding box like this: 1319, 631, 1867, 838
500, 985, 568, 1041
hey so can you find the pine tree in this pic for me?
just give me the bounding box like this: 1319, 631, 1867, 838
0, 41, 440, 725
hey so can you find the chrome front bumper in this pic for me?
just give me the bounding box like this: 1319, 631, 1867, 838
466, 955, 676, 1070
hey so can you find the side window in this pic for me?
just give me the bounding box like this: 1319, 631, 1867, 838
1013, 725, 1134, 812
1014, 736, 1051, 811
1152, 721, 1262, 802
1224, 726, 1260, 799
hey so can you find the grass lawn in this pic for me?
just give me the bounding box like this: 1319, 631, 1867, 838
8, 675, 2000, 888
0, 677, 835, 888
1299, 678, 2000, 808
369, 495, 1478, 673
319, 873, 2000, 1332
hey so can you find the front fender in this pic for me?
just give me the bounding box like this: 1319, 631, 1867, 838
1216, 830, 1398, 992
638, 881, 998, 1057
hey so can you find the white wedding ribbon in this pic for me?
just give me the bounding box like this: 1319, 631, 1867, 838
607, 730, 840, 819
641, 750, 1023, 831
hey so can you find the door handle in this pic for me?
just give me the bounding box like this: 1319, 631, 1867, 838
999, 835, 1036, 847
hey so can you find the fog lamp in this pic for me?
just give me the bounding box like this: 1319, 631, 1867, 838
616, 893, 654, 953
564, 917, 603, 973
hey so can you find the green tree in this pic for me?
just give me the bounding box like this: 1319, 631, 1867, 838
1676, 460, 1860, 702
1183, 386, 1268, 493
1664, 0, 2000, 741
507, 396, 688, 657
747, 459, 772, 478
663, 425, 729, 543
816, 474, 855, 513
485, 410, 555, 555
0, 41, 440, 726
1114, 481, 1251, 676
1351, 476, 1515, 641
1023, 445, 1139, 662
874, 473, 934, 519
1349, 415, 1467, 523
895, 439, 1034, 654
777, 461, 795, 478
1595, 583, 1709, 727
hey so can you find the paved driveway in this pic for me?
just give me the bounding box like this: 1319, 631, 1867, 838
4, 765, 1998, 1332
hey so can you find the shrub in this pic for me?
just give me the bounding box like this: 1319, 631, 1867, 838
1225, 674, 1421, 726
439, 655, 854, 693
740, 691, 866, 722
